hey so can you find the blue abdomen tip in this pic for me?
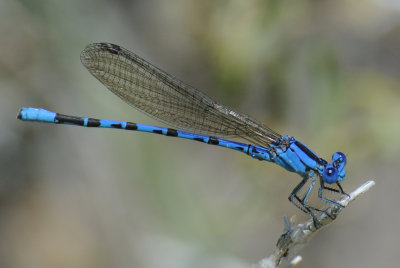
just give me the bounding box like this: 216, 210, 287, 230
17, 108, 56, 123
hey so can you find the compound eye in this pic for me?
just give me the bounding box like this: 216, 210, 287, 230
322, 167, 338, 184
333, 152, 347, 165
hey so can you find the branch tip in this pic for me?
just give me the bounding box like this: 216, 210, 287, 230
253, 180, 375, 268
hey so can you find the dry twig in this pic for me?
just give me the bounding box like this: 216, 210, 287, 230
252, 180, 375, 268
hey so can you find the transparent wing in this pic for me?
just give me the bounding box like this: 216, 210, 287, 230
80, 43, 281, 146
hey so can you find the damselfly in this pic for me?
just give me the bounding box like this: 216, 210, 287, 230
18, 43, 348, 220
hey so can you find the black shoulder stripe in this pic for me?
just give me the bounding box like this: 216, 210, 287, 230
293, 141, 324, 165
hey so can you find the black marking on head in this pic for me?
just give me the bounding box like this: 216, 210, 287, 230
111, 123, 123, 129
319, 159, 328, 165
153, 129, 163, 135
194, 138, 205, 143
126, 122, 138, 130
208, 137, 219, 145
17, 110, 22, 120
100, 43, 121, 55
294, 141, 325, 165
55, 113, 84, 126
166, 128, 178, 137
87, 118, 100, 127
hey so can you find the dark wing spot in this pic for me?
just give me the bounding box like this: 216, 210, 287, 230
99, 43, 121, 55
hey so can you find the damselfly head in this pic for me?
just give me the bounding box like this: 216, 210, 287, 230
322, 152, 347, 184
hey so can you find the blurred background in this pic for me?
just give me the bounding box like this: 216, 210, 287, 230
1, 0, 400, 267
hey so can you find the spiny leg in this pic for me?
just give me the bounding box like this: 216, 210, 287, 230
318, 181, 347, 195
336, 182, 350, 198
289, 176, 324, 222
317, 180, 349, 219
289, 177, 311, 214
